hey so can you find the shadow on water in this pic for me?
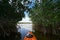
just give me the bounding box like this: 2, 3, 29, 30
18, 27, 30, 40
17, 22, 33, 40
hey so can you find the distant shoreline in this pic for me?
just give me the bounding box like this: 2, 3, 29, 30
18, 22, 32, 24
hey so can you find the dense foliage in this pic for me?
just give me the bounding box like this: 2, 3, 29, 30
30, 0, 60, 35
29, 0, 60, 40
0, 0, 28, 40
0, 0, 25, 21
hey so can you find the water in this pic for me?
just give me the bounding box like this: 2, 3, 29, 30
17, 6, 33, 40
17, 24, 33, 40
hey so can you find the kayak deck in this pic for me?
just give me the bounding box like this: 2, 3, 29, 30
24, 31, 37, 40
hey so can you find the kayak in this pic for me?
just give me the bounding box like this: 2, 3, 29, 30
24, 31, 37, 40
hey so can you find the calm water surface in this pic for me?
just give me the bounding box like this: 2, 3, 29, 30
17, 24, 33, 40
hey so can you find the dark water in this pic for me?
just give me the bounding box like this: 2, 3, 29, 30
17, 24, 33, 40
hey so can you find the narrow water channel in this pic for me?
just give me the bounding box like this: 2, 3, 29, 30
17, 23, 33, 40
17, 10, 33, 40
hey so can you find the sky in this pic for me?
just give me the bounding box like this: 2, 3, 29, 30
20, 10, 31, 22
20, 0, 35, 22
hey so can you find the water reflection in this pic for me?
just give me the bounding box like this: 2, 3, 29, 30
17, 24, 33, 40
17, 7, 33, 40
